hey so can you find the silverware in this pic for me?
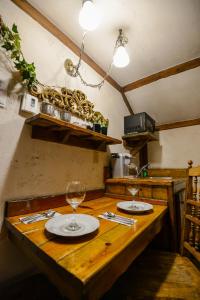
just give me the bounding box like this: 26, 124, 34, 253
21, 210, 56, 224
104, 211, 135, 224
99, 215, 133, 226
103, 212, 135, 225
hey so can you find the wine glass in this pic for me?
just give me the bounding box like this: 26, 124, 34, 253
128, 185, 139, 208
65, 181, 86, 231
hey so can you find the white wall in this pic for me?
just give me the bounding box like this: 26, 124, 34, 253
0, 0, 129, 284
148, 125, 200, 168
126, 67, 200, 125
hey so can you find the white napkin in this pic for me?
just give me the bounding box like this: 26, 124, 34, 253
19, 210, 61, 224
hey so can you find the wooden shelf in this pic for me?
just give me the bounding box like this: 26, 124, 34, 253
122, 131, 158, 154
25, 114, 121, 151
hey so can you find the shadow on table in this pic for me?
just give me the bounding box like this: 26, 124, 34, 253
44, 228, 99, 244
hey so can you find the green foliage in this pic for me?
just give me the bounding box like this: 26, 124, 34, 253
0, 19, 37, 87
101, 118, 109, 127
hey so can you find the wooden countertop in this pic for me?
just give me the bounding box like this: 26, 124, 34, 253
106, 177, 186, 187
6, 197, 167, 300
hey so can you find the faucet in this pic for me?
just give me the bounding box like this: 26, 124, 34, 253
136, 163, 150, 177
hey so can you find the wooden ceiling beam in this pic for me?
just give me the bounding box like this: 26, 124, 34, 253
123, 57, 200, 92
121, 92, 134, 114
11, 0, 134, 115
156, 118, 200, 131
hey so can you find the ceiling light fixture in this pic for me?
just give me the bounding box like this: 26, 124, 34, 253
113, 29, 130, 68
79, 0, 101, 31
65, 29, 129, 89
64, 1, 130, 89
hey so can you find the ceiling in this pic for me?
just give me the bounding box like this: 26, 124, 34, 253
26, 0, 200, 124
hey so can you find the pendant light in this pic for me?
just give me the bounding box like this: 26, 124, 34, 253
113, 29, 130, 68
79, 0, 100, 31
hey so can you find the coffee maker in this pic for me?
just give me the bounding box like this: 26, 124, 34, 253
111, 153, 133, 178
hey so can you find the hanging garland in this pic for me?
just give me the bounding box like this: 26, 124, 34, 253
0, 16, 109, 126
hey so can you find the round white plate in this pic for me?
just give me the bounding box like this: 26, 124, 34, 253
45, 214, 100, 237
117, 201, 153, 213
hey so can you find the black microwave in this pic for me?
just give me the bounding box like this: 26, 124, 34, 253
124, 112, 155, 134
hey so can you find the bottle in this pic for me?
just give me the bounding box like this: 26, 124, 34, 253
142, 168, 148, 177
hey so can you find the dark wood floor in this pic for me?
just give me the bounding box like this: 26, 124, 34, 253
102, 250, 200, 300
1, 250, 200, 300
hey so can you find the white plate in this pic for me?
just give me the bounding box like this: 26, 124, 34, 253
45, 214, 100, 237
117, 201, 153, 213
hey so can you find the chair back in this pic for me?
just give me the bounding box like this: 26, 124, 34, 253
182, 160, 200, 263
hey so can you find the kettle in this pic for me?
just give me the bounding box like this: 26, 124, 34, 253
111, 153, 133, 178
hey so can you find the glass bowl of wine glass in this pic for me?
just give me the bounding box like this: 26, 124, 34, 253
127, 185, 140, 208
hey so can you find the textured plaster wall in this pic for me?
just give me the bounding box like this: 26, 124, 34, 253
148, 125, 200, 168
0, 0, 129, 283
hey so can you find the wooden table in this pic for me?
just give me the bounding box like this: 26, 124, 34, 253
105, 177, 186, 251
6, 197, 167, 300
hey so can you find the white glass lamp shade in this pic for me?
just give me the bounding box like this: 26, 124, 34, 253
113, 45, 130, 68
79, 0, 100, 31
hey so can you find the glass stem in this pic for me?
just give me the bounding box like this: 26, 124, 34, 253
71, 208, 76, 223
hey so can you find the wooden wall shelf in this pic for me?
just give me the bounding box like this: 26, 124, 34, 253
122, 131, 158, 154
25, 114, 121, 151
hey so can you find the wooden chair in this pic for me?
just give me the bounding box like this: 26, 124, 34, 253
182, 160, 200, 262
103, 161, 200, 300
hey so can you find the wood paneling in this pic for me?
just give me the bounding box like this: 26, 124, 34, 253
106, 185, 126, 195
104, 193, 167, 206
156, 118, 200, 131
106, 183, 168, 201
5, 189, 105, 217
105, 177, 181, 187
123, 57, 200, 92
152, 187, 168, 201
148, 168, 187, 178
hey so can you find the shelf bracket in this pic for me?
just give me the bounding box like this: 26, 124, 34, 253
62, 132, 71, 144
